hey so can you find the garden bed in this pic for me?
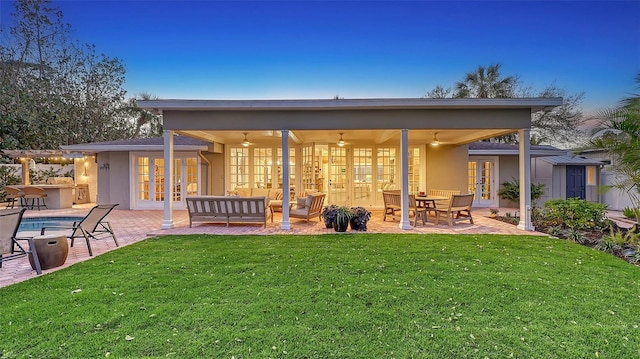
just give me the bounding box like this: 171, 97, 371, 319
490, 200, 640, 267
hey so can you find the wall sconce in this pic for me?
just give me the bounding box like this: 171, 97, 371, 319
431, 132, 440, 147
337, 133, 345, 147
241, 132, 251, 147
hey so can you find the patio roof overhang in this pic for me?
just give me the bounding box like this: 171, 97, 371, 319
137, 97, 563, 146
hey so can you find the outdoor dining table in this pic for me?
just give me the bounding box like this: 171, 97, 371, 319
415, 195, 447, 209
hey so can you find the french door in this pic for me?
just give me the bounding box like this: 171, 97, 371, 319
134, 153, 198, 209
327, 146, 349, 205
468, 158, 496, 207
352, 147, 373, 206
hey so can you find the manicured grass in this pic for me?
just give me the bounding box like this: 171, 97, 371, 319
1, 234, 639, 358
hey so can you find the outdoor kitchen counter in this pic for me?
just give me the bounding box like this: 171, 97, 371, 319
16, 184, 75, 209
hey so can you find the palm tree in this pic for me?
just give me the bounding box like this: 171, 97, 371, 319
453, 63, 517, 99
590, 73, 640, 221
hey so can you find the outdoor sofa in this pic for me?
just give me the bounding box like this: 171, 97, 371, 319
186, 196, 272, 228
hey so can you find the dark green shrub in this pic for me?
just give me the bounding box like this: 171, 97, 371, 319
29, 167, 62, 184
540, 198, 610, 231
565, 229, 586, 244
603, 225, 640, 247
497, 177, 546, 203
596, 238, 620, 254
547, 226, 564, 238
622, 207, 640, 221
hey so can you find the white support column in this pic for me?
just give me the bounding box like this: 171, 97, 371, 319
281, 130, 291, 230
161, 130, 175, 229
517, 128, 534, 231
399, 129, 412, 230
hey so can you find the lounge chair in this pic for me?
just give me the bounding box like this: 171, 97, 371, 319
433, 194, 475, 227
39, 204, 119, 256
289, 192, 326, 223
0, 208, 42, 274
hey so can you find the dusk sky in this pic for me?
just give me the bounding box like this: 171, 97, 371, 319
1, 0, 639, 113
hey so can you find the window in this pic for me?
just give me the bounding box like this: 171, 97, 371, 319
253, 148, 272, 188
586, 166, 596, 186
230, 147, 249, 189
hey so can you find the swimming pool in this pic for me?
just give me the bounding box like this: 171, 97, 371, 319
19, 216, 84, 231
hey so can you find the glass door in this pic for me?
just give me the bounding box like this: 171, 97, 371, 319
352, 147, 373, 207
468, 158, 496, 207
328, 146, 348, 205
376, 148, 397, 206
134, 154, 199, 209
301, 143, 316, 193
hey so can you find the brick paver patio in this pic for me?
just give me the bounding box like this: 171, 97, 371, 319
1, 204, 543, 288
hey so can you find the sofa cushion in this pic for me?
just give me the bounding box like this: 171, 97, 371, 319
270, 190, 283, 200
290, 208, 308, 216
236, 188, 251, 197
253, 188, 270, 198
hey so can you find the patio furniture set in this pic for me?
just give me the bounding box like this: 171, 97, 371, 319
0, 204, 119, 275
4, 185, 48, 210
186, 187, 472, 228
383, 189, 474, 227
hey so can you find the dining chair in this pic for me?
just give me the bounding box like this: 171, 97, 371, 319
22, 186, 48, 210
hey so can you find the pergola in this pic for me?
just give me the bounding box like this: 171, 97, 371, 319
137, 97, 562, 231
1, 149, 75, 185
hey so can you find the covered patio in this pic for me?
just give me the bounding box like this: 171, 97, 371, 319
138, 98, 562, 232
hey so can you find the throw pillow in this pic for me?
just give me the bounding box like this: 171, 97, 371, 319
296, 197, 307, 209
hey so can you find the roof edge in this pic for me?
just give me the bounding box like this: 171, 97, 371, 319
138, 97, 563, 112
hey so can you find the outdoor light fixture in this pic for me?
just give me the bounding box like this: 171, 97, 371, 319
431, 132, 440, 147
241, 132, 250, 147
337, 133, 345, 147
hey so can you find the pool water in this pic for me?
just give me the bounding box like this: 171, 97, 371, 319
19, 216, 84, 231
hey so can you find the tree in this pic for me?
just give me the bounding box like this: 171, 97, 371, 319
530, 84, 585, 146
425, 63, 586, 147
0, 0, 134, 151
121, 93, 163, 138
590, 73, 640, 222
453, 63, 517, 99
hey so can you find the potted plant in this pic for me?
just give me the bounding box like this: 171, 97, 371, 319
320, 205, 339, 228
489, 208, 499, 218
333, 206, 352, 232
350, 206, 372, 231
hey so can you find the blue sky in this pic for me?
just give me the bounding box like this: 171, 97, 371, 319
1, 1, 639, 112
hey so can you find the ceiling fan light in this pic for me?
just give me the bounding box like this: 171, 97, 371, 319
431, 132, 440, 146
241, 132, 250, 147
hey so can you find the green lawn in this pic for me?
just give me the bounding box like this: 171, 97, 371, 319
1, 234, 639, 358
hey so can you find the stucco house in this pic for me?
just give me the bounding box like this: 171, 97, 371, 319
577, 148, 635, 210
469, 142, 604, 206
62, 97, 564, 231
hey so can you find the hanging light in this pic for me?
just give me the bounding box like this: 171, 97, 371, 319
241, 132, 250, 147
431, 132, 440, 146
337, 132, 345, 147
